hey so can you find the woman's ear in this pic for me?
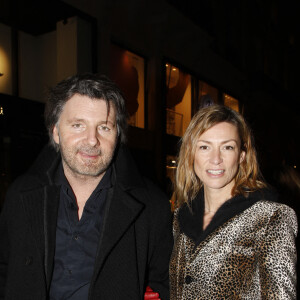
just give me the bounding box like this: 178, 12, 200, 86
239, 150, 246, 163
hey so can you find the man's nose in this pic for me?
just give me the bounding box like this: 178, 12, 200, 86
85, 128, 99, 146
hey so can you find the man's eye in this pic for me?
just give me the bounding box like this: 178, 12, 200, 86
99, 125, 110, 131
72, 124, 82, 128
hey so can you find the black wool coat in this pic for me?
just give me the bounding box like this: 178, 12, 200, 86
0, 145, 173, 300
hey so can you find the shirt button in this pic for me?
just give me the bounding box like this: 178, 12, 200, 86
25, 256, 33, 266
74, 235, 79, 240
185, 275, 193, 284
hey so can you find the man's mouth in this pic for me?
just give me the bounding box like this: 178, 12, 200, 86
78, 150, 101, 159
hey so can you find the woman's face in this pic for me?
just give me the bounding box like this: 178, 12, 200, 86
194, 122, 245, 196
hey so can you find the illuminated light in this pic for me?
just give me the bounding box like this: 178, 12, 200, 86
171, 160, 176, 164
166, 64, 169, 67
0, 107, 3, 115
166, 166, 177, 169
294, 165, 297, 169
172, 68, 176, 71
1, 46, 9, 79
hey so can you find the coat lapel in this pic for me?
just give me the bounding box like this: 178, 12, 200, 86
93, 184, 145, 277
21, 188, 47, 261
43, 185, 60, 288
22, 185, 60, 289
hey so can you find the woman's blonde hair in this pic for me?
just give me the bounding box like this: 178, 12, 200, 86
174, 105, 266, 208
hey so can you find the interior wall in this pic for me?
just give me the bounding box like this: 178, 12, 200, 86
57, 17, 78, 82
77, 17, 92, 74
174, 79, 191, 135
57, 16, 93, 82
19, 31, 57, 102
0, 23, 12, 95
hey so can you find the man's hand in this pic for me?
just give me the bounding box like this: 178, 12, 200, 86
144, 286, 161, 300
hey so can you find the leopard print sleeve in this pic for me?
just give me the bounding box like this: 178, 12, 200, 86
258, 203, 297, 299
170, 209, 183, 300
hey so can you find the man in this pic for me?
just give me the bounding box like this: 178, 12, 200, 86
0, 74, 173, 299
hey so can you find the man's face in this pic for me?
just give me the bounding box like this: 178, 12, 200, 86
53, 94, 118, 180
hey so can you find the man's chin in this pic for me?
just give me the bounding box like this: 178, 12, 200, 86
62, 155, 111, 178
76, 166, 107, 177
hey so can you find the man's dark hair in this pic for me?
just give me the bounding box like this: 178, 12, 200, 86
45, 73, 128, 150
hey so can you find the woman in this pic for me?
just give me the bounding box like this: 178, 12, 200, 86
170, 105, 297, 299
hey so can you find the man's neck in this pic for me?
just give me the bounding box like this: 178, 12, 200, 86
63, 168, 105, 220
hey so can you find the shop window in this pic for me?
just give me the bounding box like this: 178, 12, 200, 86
223, 93, 239, 112
166, 63, 191, 137
197, 80, 219, 109
109, 44, 145, 128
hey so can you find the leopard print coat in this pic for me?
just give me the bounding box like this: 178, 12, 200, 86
170, 200, 297, 299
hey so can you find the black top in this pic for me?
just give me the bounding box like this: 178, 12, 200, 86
49, 164, 112, 300
178, 188, 278, 246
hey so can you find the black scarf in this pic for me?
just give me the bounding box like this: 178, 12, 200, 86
178, 188, 278, 246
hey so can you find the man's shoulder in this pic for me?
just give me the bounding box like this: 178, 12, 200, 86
5, 172, 46, 204
7, 145, 59, 194
142, 177, 168, 200
135, 177, 171, 215
9, 173, 39, 192
113, 145, 171, 210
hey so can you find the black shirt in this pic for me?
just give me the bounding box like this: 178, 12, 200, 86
49, 164, 112, 300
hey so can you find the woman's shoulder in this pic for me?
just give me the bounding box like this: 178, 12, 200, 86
252, 199, 296, 214
244, 188, 296, 217
249, 200, 297, 235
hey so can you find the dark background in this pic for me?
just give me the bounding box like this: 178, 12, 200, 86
0, 0, 300, 207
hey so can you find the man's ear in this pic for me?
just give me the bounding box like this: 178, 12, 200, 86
240, 150, 246, 164
53, 125, 60, 144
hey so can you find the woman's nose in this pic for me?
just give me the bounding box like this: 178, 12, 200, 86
210, 148, 223, 164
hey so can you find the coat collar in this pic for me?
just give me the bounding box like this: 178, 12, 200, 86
112, 144, 145, 191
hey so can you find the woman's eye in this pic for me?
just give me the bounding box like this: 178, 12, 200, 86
199, 145, 208, 150
224, 145, 234, 150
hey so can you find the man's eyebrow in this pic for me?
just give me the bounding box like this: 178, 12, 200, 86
65, 118, 116, 127
66, 118, 85, 123
99, 120, 116, 126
